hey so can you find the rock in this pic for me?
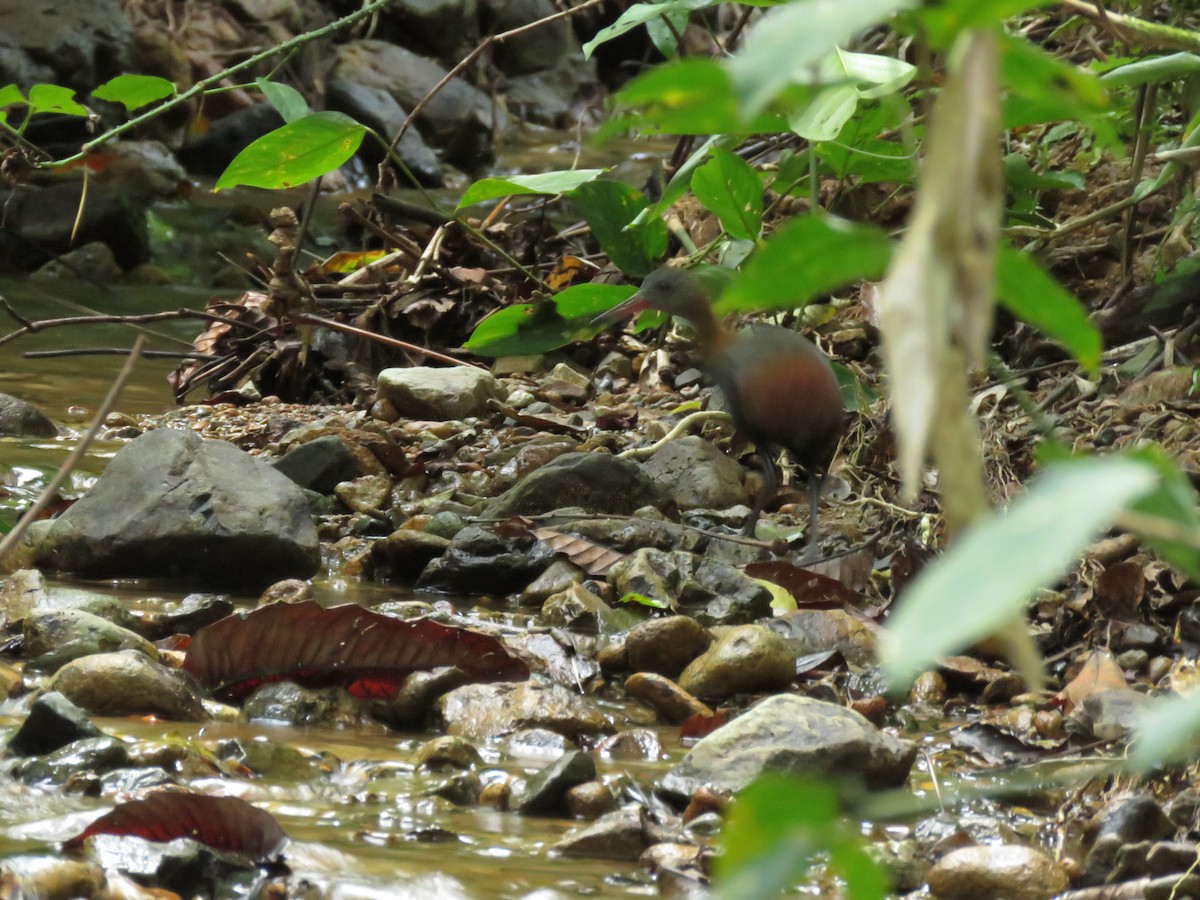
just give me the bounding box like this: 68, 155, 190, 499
325, 77, 443, 187
519, 559, 586, 604
177, 102, 284, 176
243, 681, 364, 728
386, 0, 477, 60
486, 436, 578, 496
623, 673, 712, 724
660, 694, 917, 799
481, 453, 673, 519
0, 569, 42, 628
542, 584, 612, 630
0, 0, 132, 92
28, 587, 136, 629
30, 241, 123, 282
371, 667, 470, 729
566, 781, 617, 819
367, 529, 451, 581
334, 473, 393, 513
34, 428, 320, 589
0, 856, 106, 899
596, 729, 663, 761
512, 749, 596, 815
676, 625, 795, 699
415, 525, 555, 593
439, 680, 611, 741
23, 608, 156, 672
505, 728, 575, 760
12, 736, 129, 786
766, 609, 878, 668
1082, 794, 1174, 885
0, 393, 56, 437
333, 39, 508, 170
606, 548, 773, 624
481, 0, 583, 75
1070, 688, 1152, 742
641, 436, 748, 511
49, 649, 207, 721
555, 808, 650, 860
625, 616, 712, 677
377, 365, 500, 420
140, 592, 234, 641
0, 180, 149, 272
927, 844, 1069, 900
415, 735, 482, 771
272, 434, 363, 493
7, 692, 103, 757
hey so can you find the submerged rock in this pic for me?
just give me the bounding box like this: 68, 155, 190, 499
660, 694, 916, 799
34, 428, 320, 589
6, 692, 103, 757
927, 844, 1068, 900
438, 680, 611, 741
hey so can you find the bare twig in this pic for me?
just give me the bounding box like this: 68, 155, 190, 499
290, 312, 485, 369
0, 301, 267, 350
0, 336, 146, 561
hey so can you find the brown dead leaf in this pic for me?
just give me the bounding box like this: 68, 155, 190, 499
1059, 650, 1129, 712
1092, 560, 1145, 618
745, 560, 866, 610
532, 527, 626, 577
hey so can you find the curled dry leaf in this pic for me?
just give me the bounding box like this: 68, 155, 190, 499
183, 600, 528, 702
532, 527, 626, 577
63, 792, 287, 861
1059, 650, 1130, 713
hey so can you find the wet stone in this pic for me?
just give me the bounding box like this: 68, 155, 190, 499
660, 694, 917, 799
0, 392, 57, 437
367, 528, 451, 581
513, 749, 596, 816
519, 558, 586, 605
1083, 794, 1174, 885
505, 728, 576, 760
596, 729, 664, 762
243, 681, 363, 728
439, 681, 611, 742
927, 844, 1069, 900
371, 667, 471, 730
625, 615, 712, 677
50, 650, 207, 721
480, 452, 674, 519
677, 624, 796, 700
766, 609, 879, 668
377, 365, 501, 421
566, 781, 618, 819
542, 584, 612, 631
7, 691, 102, 757
640, 436, 748, 511
11, 736, 129, 786
415, 525, 555, 594
143, 592, 234, 640
0, 569, 41, 629
335, 473, 393, 514
555, 808, 650, 861
0, 856, 106, 898
272, 434, 362, 493
623, 673, 712, 725
23, 608, 157, 673
416, 735, 482, 771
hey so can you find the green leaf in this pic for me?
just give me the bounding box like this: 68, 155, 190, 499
1000, 33, 1111, 134
880, 456, 1159, 689
581, 0, 715, 59
996, 246, 1102, 375
256, 78, 310, 123
716, 776, 885, 900
913, 0, 1057, 50
1133, 692, 1200, 769
457, 169, 606, 208
716, 215, 891, 314
728, 0, 915, 116
462, 284, 636, 356
1099, 53, 1200, 88
691, 149, 763, 241
570, 180, 668, 276
790, 48, 916, 141
215, 112, 366, 191
1124, 445, 1200, 580
617, 592, 671, 610
791, 84, 860, 142
0, 84, 25, 108
1003, 153, 1085, 192
92, 74, 176, 112
27, 84, 88, 117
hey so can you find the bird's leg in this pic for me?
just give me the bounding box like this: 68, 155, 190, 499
805, 470, 827, 551
743, 449, 778, 536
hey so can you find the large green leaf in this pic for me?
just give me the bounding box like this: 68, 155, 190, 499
1099, 53, 1200, 88
1000, 33, 1111, 137
728, 0, 915, 116
880, 456, 1159, 689
1134, 692, 1200, 769
716, 215, 891, 314
462, 283, 635, 356
215, 112, 366, 191
790, 48, 916, 141
27, 84, 88, 117
716, 776, 886, 900
913, 0, 1057, 49
457, 169, 606, 208
996, 246, 1102, 375
691, 149, 763, 241
93, 74, 176, 112
570, 180, 667, 276
582, 0, 715, 59
1124, 445, 1200, 581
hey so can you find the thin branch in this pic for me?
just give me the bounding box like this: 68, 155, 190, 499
290, 312, 485, 369
0, 336, 146, 561
0, 301, 267, 349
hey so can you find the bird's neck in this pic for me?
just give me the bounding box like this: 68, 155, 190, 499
682, 304, 730, 356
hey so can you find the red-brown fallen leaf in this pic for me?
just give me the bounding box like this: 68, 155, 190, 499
532, 527, 626, 577
679, 709, 729, 743
182, 600, 528, 703
63, 792, 287, 861
745, 560, 866, 610
1059, 649, 1130, 713
1092, 560, 1144, 618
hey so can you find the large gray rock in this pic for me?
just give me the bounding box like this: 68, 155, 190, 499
481, 452, 673, 519
35, 428, 319, 589
325, 78, 443, 187
660, 694, 917, 799
377, 365, 500, 421
0, 0, 133, 92
50, 649, 207, 721
640, 436, 747, 511
0, 393, 56, 437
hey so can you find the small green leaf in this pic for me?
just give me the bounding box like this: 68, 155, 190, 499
791, 84, 860, 142
716, 215, 891, 314
462, 284, 636, 357
881, 456, 1159, 689
691, 149, 764, 241
0, 84, 25, 108
1100, 52, 1200, 88
570, 180, 668, 276
457, 169, 606, 208
617, 592, 671, 610
27, 84, 88, 117
215, 112, 366, 191
256, 78, 310, 123
93, 74, 176, 112
1124, 445, 1200, 580
1003, 153, 1085, 192
996, 247, 1102, 375
581, 0, 715, 59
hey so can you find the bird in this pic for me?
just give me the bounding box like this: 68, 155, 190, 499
595, 266, 846, 546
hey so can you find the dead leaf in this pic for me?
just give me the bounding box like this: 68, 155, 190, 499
1059, 650, 1130, 712
532, 527, 626, 577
